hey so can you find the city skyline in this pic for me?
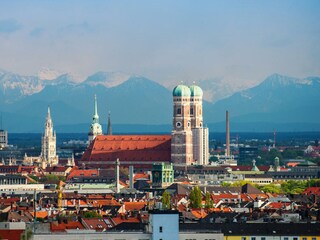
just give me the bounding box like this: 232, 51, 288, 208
0, 0, 319, 87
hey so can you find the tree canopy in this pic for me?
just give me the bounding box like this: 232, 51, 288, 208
189, 186, 202, 208
204, 192, 213, 209
161, 190, 171, 210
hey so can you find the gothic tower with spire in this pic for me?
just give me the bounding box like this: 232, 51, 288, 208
88, 95, 103, 144
41, 107, 58, 166
107, 111, 112, 135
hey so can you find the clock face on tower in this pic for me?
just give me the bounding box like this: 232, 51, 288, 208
176, 122, 182, 128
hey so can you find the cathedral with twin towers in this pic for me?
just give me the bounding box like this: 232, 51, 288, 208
171, 83, 209, 166
86, 83, 209, 167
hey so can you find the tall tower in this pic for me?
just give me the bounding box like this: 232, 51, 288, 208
107, 111, 112, 135
171, 84, 193, 165
190, 84, 209, 165
226, 110, 230, 157
88, 95, 103, 144
41, 107, 58, 166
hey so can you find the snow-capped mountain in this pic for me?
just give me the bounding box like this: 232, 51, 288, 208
0, 69, 319, 132
37, 67, 62, 81
0, 70, 43, 103
83, 71, 130, 88
207, 74, 320, 124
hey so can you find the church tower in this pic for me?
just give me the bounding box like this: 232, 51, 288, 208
190, 84, 203, 128
190, 84, 209, 165
88, 95, 103, 144
171, 84, 193, 165
107, 111, 112, 135
41, 107, 58, 166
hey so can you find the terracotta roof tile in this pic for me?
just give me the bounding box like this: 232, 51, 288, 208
134, 173, 150, 180
82, 218, 114, 231
50, 221, 85, 232
30, 211, 48, 219
88, 199, 121, 207
191, 209, 207, 219
81, 135, 171, 164
111, 215, 140, 225
67, 169, 99, 180
303, 187, 320, 196
124, 202, 147, 211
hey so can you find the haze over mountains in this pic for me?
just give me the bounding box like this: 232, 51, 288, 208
0, 69, 319, 133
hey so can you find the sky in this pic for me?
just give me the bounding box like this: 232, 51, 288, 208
0, 0, 319, 86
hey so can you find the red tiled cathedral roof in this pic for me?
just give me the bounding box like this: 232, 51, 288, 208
81, 135, 171, 164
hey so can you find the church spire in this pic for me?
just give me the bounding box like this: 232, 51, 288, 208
107, 111, 112, 135
47, 106, 51, 119
93, 94, 99, 123
88, 95, 103, 143
45, 106, 53, 137
41, 107, 58, 166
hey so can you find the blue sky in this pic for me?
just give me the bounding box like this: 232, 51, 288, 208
0, 0, 319, 86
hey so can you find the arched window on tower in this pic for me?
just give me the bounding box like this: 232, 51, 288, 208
177, 108, 181, 115
190, 107, 194, 116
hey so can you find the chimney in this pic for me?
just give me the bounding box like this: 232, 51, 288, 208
115, 158, 120, 193
129, 166, 134, 189
226, 110, 230, 157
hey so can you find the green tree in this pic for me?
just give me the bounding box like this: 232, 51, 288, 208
204, 192, 213, 209
39, 174, 66, 184
221, 182, 232, 187
189, 186, 202, 208
82, 211, 102, 218
281, 180, 307, 194
161, 190, 171, 210
231, 180, 253, 187
209, 155, 219, 163
282, 149, 298, 159
309, 179, 320, 187
20, 229, 32, 240
259, 183, 282, 194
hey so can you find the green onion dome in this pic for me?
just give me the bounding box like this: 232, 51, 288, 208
189, 84, 203, 97
172, 84, 191, 97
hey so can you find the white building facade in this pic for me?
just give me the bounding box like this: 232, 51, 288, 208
41, 107, 59, 166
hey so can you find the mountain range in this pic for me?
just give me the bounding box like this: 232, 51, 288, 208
0, 69, 319, 133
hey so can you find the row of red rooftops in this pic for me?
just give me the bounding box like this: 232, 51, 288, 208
2, 184, 320, 234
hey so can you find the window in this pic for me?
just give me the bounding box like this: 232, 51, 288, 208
190, 107, 194, 115
302, 238, 307, 240
177, 108, 181, 115
293, 238, 298, 240
312, 238, 316, 240
251, 238, 256, 240
261, 238, 266, 240
242, 237, 246, 240
159, 226, 163, 232
284, 238, 289, 240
